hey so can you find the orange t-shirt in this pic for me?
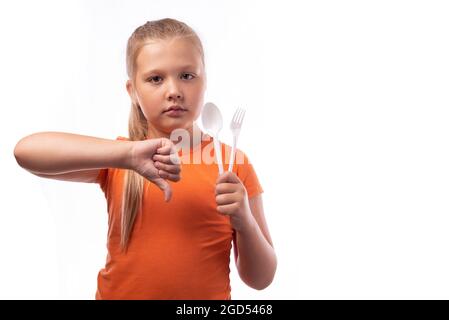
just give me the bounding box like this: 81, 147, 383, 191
94, 136, 263, 300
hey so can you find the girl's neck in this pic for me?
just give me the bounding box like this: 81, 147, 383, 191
146, 122, 208, 149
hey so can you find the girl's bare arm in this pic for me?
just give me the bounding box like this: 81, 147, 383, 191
13, 132, 134, 181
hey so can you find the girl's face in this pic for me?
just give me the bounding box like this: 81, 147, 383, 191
126, 37, 207, 136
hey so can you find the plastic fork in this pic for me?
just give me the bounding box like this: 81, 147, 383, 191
228, 107, 246, 172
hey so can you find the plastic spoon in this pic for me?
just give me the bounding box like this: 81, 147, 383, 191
201, 102, 224, 174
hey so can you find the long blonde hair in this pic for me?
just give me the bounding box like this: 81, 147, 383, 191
121, 18, 205, 252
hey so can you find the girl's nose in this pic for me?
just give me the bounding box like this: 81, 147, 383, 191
169, 92, 182, 99
167, 89, 183, 101
167, 80, 183, 100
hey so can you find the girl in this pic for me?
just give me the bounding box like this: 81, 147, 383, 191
13, 18, 277, 300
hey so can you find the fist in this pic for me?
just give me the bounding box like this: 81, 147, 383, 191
130, 138, 181, 201
215, 172, 253, 232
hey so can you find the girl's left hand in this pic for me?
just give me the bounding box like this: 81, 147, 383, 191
215, 172, 253, 232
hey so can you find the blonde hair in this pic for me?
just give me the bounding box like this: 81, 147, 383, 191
121, 18, 205, 252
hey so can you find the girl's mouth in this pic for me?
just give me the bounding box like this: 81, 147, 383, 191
164, 109, 187, 117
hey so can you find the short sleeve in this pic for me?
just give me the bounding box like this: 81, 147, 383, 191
94, 136, 129, 195
235, 150, 264, 199
95, 168, 109, 194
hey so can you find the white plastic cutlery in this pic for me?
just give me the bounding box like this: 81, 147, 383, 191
201, 102, 224, 174
228, 107, 246, 172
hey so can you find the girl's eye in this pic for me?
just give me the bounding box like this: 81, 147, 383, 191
181, 73, 194, 80
148, 76, 162, 83
147, 74, 195, 84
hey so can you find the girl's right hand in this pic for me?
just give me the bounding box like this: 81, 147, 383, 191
130, 138, 181, 201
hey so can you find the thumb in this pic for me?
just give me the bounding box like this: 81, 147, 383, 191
216, 171, 241, 184
152, 177, 172, 202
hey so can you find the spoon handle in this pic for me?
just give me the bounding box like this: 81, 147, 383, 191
213, 137, 224, 174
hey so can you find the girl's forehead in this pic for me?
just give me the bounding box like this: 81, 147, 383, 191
136, 38, 202, 73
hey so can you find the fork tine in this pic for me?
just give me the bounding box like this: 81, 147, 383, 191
232, 108, 241, 125
234, 108, 242, 125
231, 108, 239, 124
237, 108, 246, 125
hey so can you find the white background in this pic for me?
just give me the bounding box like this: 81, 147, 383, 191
1, 0, 448, 299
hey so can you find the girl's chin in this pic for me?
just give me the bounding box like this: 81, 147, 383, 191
161, 121, 193, 132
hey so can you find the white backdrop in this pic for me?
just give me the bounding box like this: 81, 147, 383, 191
1, 0, 449, 299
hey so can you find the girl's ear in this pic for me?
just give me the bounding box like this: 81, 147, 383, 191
126, 80, 136, 103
